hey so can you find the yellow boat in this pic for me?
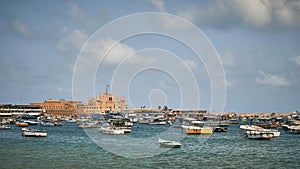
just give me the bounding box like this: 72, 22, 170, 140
182, 121, 213, 134
15, 122, 29, 127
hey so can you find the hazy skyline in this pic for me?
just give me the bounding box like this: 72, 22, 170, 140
1, 0, 300, 112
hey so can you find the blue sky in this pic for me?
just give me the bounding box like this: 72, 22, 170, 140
0, 0, 300, 113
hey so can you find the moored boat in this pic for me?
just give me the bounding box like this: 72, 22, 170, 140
22, 128, 47, 137
15, 121, 29, 127
99, 126, 124, 135
244, 130, 274, 140
0, 124, 12, 130
214, 127, 227, 132
158, 138, 181, 148
182, 121, 213, 134
240, 125, 280, 137
23, 120, 40, 125
287, 125, 300, 134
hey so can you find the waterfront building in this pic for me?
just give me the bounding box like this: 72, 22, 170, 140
77, 93, 125, 115
30, 99, 82, 116
0, 104, 42, 117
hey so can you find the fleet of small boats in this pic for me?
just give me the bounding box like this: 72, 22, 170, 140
1, 112, 299, 146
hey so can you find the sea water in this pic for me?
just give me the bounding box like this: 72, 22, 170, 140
0, 122, 299, 169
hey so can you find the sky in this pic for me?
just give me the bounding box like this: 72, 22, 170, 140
0, 0, 300, 113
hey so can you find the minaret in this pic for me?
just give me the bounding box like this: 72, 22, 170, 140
105, 84, 110, 94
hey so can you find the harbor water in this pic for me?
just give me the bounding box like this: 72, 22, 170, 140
0, 123, 299, 169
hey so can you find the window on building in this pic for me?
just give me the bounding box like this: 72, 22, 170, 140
109, 97, 112, 101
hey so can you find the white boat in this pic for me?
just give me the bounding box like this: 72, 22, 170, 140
0, 124, 11, 130
128, 114, 138, 123
41, 121, 55, 127
287, 125, 300, 134
244, 130, 274, 140
23, 120, 40, 125
240, 125, 280, 137
22, 128, 47, 137
158, 138, 181, 148
99, 126, 124, 135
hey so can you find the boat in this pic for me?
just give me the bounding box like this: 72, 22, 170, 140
23, 120, 40, 125
99, 126, 124, 135
0, 124, 12, 130
240, 125, 280, 137
106, 119, 132, 133
41, 121, 55, 127
182, 121, 213, 134
158, 138, 181, 148
22, 128, 47, 137
138, 115, 150, 124
214, 126, 227, 132
244, 130, 274, 140
149, 118, 167, 125
128, 114, 138, 123
15, 121, 29, 127
287, 125, 300, 134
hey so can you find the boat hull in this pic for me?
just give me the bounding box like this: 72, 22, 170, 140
22, 130, 47, 137
99, 127, 124, 135
214, 127, 227, 132
240, 125, 280, 137
244, 130, 274, 140
15, 122, 29, 127
158, 138, 181, 148
183, 127, 213, 134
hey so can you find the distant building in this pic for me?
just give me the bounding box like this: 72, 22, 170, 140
30, 99, 82, 116
172, 109, 207, 118
77, 93, 125, 115
0, 104, 42, 117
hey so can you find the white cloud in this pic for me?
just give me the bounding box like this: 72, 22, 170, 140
149, 0, 165, 12
59, 29, 88, 51
177, 0, 300, 29
255, 70, 290, 87
233, 0, 272, 28
289, 56, 300, 66
9, 19, 33, 38
68, 1, 84, 20
84, 38, 137, 65
221, 50, 236, 67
